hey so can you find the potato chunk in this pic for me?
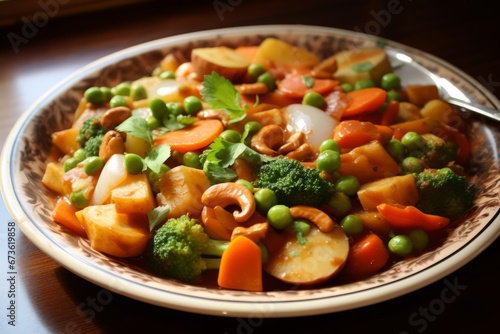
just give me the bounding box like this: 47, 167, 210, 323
333, 48, 393, 85
191, 46, 250, 81
357, 174, 419, 211
253, 38, 319, 70
79, 204, 149, 257
156, 166, 211, 218
111, 173, 155, 215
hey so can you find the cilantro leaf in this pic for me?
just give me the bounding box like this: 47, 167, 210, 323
201, 72, 245, 122
148, 205, 170, 231
115, 115, 153, 144
145, 144, 171, 174
302, 75, 315, 88
351, 62, 374, 72
201, 137, 274, 184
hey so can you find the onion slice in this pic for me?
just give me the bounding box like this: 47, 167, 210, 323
90, 154, 127, 206
283, 104, 338, 148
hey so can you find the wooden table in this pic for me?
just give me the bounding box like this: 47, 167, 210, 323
1, 0, 498, 332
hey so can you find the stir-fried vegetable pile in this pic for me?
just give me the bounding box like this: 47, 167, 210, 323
43, 38, 474, 291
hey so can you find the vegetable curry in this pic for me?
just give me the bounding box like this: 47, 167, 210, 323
42, 37, 474, 291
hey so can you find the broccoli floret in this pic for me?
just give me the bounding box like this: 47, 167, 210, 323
409, 133, 458, 168
147, 215, 229, 283
77, 116, 106, 157
415, 167, 473, 219
253, 157, 334, 208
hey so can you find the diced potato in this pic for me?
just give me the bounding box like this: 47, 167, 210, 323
333, 48, 393, 85
51, 128, 80, 155
160, 53, 181, 72
253, 38, 319, 70
405, 84, 440, 106
79, 204, 149, 257
191, 46, 250, 81
42, 161, 65, 195
111, 173, 155, 215
396, 102, 422, 123
156, 166, 211, 219
264, 225, 349, 285
337, 141, 400, 184
357, 174, 419, 211
353, 210, 392, 236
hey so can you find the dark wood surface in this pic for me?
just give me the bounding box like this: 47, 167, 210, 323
0, 0, 498, 333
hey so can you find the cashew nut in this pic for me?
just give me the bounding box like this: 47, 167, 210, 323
250, 124, 284, 156
278, 132, 306, 155
201, 182, 256, 222
236, 82, 269, 95
289, 205, 334, 233
101, 106, 132, 130
231, 222, 269, 243
99, 130, 125, 162
197, 109, 230, 127
285, 143, 313, 161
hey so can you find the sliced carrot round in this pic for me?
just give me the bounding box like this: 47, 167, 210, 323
153, 119, 223, 153
277, 74, 339, 98
343, 87, 387, 117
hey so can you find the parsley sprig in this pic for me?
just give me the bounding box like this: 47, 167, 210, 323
201, 72, 246, 123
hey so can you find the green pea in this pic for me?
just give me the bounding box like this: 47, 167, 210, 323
149, 98, 168, 119
386, 89, 402, 102
124, 153, 144, 175
84, 87, 105, 105
327, 192, 351, 215
354, 79, 376, 90
83, 156, 104, 175
131, 84, 147, 101
302, 91, 326, 108
386, 138, 406, 160
388, 234, 414, 257
316, 149, 341, 173
100, 87, 113, 102
254, 188, 278, 215
408, 229, 429, 251
267, 204, 293, 230
247, 63, 266, 81
340, 214, 364, 235
159, 70, 175, 80
381, 73, 401, 91
244, 121, 262, 135
73, 148, 88, 162
319, 139, 340, 153
220, 129, 241, 143
235, 179, 254, 193
69, 190, 89, 209
182, 151, 202, 169
257, 72, 276, 91
401, 131, 425, 152
63, 157, 78, 172
183, 96, 203, 115
166, 101, 184, 116
402, 156, 423, 174
340, 83, 354, 93
147, 115, 161, 130
111, 82, 131, 96
335, 175, 360, 196
109, 95, 129, 108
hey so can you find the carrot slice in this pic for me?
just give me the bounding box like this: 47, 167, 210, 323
217, 235, 263, 291
333, 120, 394, 148
277, 74, 339, 98
380, 100, 400, 126
341, 233, 389, 280
376, 203, 450, 231
153, 119, 223, 153
343, 87, 387, 117
52, 197, 86, 237
235, 46, 259, 63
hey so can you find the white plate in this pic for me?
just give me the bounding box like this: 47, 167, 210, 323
1, 25, 499, 317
